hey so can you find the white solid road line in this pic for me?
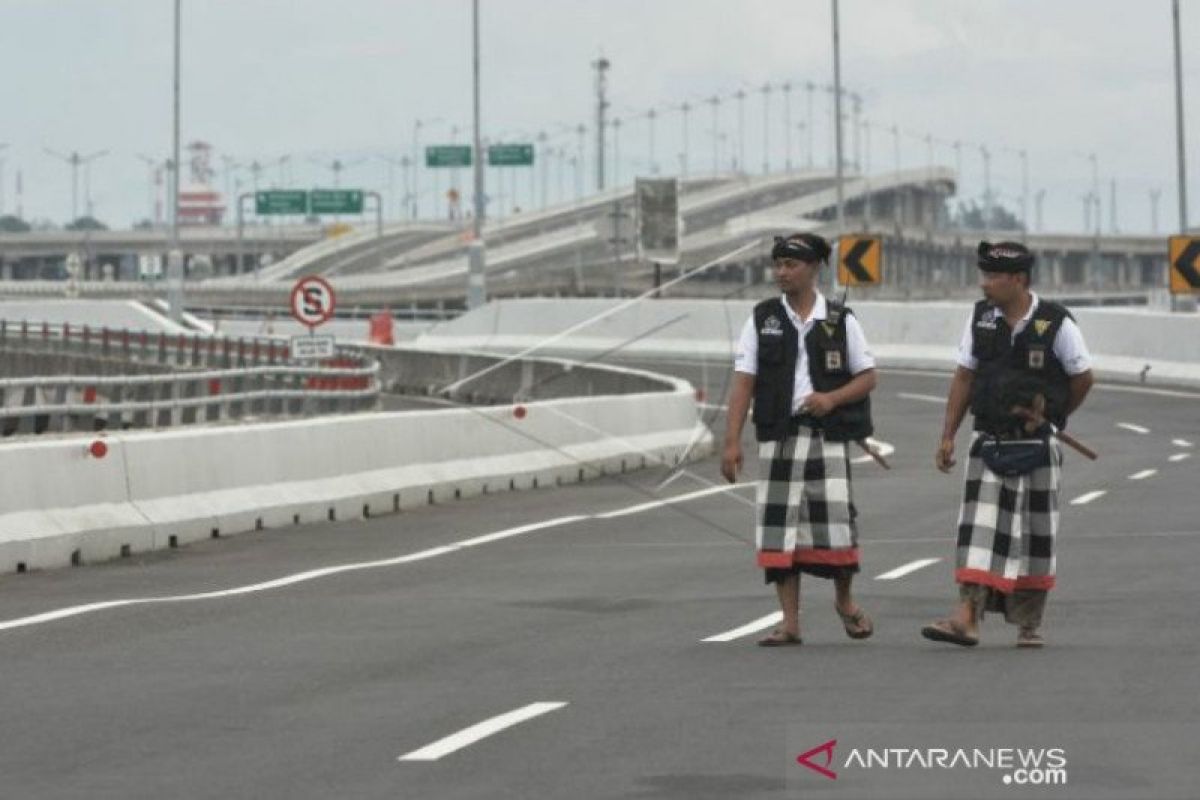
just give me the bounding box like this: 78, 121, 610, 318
1116, 422, 1151, 434
897, 392, 945, 404
702, 612, 782, 643
1169, 453, 1191, 463
1172, 439, 1194, 448
0, 484, 751, 634
1070, 490, 1108, 505
1128, 469, 1158, 481
398, 702, 568, 762
875, 557, 942, 581
595, 483, 749, 518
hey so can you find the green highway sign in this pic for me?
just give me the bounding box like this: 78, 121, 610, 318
310, 189, 364, 214
488, 143, 534, 166
426, 145, 472, 168
255, 190, 308, 215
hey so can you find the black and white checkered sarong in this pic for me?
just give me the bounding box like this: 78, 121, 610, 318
755, 426, 860, 569
955, 434, 1061, 593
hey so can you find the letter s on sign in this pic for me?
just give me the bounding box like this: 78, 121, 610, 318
304, 287, 324, 316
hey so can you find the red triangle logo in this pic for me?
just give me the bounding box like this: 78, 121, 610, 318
796, 738, 838, 780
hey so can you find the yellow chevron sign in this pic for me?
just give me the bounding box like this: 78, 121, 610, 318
1169, 236, 1200, 294
838, 236, 882, 285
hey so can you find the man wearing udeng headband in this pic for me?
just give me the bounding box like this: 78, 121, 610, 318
722, 232, 878, 646
923, 241, 1094, 649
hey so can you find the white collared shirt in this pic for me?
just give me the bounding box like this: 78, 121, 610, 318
956, 292, 1092, 375
734, 291, 876, 413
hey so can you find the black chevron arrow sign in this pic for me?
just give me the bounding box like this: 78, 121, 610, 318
842, 239, 876, 283
1172, 239, 1200, 289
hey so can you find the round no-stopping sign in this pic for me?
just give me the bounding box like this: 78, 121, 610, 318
290, 276, 336, 329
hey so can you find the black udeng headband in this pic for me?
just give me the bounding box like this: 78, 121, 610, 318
772, 236, 821, 262
976, 240, 1035, 271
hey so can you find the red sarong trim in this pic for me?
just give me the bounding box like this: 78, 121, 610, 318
955, 568, 1016, 594
793, 548, 860, 566
757, 551, 795, 568
1014, 575, 1056, 591
757, 548, 860, 568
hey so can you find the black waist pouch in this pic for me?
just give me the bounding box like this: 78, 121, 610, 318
974, 436, 1051, 477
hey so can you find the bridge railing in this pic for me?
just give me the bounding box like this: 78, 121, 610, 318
0, 321, 380, 437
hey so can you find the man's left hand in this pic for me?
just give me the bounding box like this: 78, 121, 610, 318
802, 392, 837, 417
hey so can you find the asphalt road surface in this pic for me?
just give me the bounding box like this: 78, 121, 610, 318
1, 364, 1197, 800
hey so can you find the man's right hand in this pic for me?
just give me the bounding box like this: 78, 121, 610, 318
721, 442, 743, 483
935, 437, 956, 473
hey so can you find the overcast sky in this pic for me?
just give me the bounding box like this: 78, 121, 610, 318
1, 0, 1197, 233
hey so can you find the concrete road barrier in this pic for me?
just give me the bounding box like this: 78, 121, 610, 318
0, 371, 710, 575
415, 298, 1200, 387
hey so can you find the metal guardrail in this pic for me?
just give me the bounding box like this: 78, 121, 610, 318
0, 321, 380, 437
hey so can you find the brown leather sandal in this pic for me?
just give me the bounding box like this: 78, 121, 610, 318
837, 606, 874, 640
1017, 628, 1044, 648
921, 618, 979, 647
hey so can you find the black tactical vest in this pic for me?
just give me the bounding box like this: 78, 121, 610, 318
751, 296, 874, 443
968, 297, 1073, 434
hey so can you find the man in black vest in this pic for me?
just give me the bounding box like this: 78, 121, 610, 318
922, 241, 1094, 649
721, 232, 879, 646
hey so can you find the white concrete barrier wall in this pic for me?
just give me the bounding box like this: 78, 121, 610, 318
0, 381, 711, 574
415, 298, 1200, 386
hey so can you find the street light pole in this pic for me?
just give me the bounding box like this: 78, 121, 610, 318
0, 143, 8, 216
466, 0, 486, 309
1089, 152, 1101, 287
1172, 0, 1189, 234
761, 82, 771, 175
1020, 148, 1029, 240
1171, 0, 1190, 311
832, 0, 845, 293
805, 81, 815, 169
679, 102, 691, 179
593, 57, 610, 192
708, 95, 720, 174
646, 109, 657, 175
735, 88, 746, 174
166, 0, 184, 322
782, 82, 792, 171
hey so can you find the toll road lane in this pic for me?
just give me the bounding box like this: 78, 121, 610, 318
0, 367, 1196, 798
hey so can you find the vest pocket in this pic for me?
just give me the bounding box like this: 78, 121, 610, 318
759, 339, 785, 364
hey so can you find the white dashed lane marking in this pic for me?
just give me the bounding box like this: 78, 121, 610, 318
1169, 453, 1191, 463
1116, 422, 1151, 434
1128, 469, 1158, 481
398, 702, 568, 762
701, 612, 782, 643
1070, 490, 1108, 505
1172, 439, 1194, 448
875, 558, 942, 581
